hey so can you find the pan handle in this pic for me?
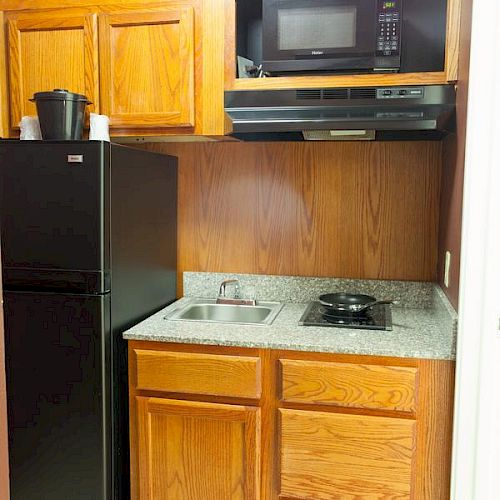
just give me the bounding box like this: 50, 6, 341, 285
353, 300, 398, 312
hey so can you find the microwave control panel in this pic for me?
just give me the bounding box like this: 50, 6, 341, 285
376, 0, 402, 58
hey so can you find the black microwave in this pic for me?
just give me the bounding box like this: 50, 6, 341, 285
260, 0, 445, 74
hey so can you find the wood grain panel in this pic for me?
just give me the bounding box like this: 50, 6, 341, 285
414, 360, 455, 499
0, 0, 158, 7
2, 0, 227, 136
200, 0, 229, 134
277, 349, 454, 499
280, 408, 416, 499
259, 348, 279, 500
134, 348, 261, 398
0, 12, 9, 138
280, 359, 418, 412
444, 0, 462, 82
223, 0, 236, 89
7, 11, 99, 129
136, 397, 260, 499
99, 7, 194, 129
231, 71, 449, 91
105, 0, 226, 135
438, 0, 473, 310
142, 141, 442, 290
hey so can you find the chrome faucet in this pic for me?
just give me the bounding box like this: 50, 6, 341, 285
216, 279, 256, 306
218, 279, 241, 299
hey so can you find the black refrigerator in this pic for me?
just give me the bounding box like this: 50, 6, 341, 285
0, 141, 177, 499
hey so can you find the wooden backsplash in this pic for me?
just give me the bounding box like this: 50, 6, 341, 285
142, 141, 442, 291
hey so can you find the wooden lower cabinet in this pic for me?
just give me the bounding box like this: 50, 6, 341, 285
135, 397, 260, 499
133, 348, 261, 398
280, 359, 418, 412
280, 409, 416, 499
129, 342, 455, 500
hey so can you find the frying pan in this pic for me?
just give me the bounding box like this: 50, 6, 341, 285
319, 293, 394, 313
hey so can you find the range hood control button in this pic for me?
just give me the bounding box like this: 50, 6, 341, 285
377, 87, 425, 99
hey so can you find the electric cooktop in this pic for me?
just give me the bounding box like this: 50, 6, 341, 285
298, 301, 393, 331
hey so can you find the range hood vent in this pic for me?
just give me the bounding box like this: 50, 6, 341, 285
225, 85, 456, 135
323, 88, 349, 99
295, 88, 376, 100
295, 88, 349, 100
350, 88, 377, 99
296, 89, 322, 100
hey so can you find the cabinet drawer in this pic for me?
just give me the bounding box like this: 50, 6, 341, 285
280, 359, 418, 412
133, 349, 261, 399
280, 408, 415, 499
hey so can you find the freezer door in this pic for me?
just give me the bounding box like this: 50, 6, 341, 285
0, 141, 110, 293
3, 291, 112, 500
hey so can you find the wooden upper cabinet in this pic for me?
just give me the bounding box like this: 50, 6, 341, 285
98, 7, 195, 131
7, 10, 98, 129
136, 397, 260, 500
1, 1, 227, 137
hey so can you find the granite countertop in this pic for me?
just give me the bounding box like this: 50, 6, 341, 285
123, 273, 457, 360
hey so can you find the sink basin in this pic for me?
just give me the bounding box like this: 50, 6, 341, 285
166, 299, 283, 326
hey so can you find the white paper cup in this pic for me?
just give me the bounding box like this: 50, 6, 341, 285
19, 116, 42, 140
89, 113, 110, 142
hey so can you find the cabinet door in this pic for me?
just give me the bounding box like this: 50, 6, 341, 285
136, 397, 260, 500
280, 408, 416, 499
7, 10, 98, 129
99, 7, 195, 130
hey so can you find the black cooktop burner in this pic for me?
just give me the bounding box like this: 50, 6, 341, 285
299, 301, 392, 331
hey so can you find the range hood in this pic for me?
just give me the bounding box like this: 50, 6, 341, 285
224, 85, 456, 136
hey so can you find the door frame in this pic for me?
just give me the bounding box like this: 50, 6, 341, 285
450, 0, 500, 497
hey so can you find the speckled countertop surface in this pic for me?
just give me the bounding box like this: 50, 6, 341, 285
123, 273, 457, 360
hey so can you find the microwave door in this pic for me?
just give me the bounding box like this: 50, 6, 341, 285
262, 0, 401, 73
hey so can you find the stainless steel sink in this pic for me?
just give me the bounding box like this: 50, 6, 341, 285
165, 299, 283, 326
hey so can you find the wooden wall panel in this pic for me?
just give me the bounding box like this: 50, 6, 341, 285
438, 0, 473, 310
439, 135, 464, 311
143, 141, 441, 292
